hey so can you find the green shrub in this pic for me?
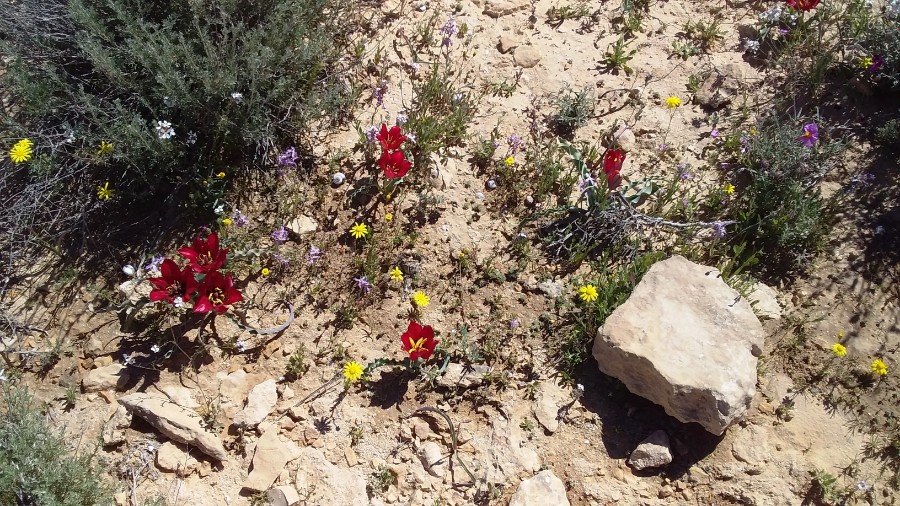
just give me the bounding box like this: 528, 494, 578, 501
0, 384, 113, 505
0, 0, 357, 268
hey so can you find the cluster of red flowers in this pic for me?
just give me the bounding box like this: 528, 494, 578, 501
376, 124, 411, 179
400, 320, 439, 361
148, 233, 243, 314
786, 0, 819, 11
602, 149, 625, 191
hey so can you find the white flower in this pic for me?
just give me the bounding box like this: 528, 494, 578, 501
150, 344, 161, 354
332, 172, 346, 185
743, 39, 761, 53
163, 96, 176, 107
123, 353, 134, 365
235, 340, 247, 352
405, 132, 417, 144
577, 383, 585, 393
396, 113, 408, 126
214, 204, 225, 215
173, 298, 184, 308
231, 92, 244, 103
410, 62, 421, 73
186, 131, 197, 146
122, 264, 136, 277
155, 120, 175, 140
0, 368, 7, 382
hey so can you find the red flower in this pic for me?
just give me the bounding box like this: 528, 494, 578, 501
194, 271, 242, 314
602, 149, 625, 190
786, 0, 819, 10
178, 232, 228, 274
400, 320, 438, 361
148, 259, 198, 304
376, 124, 407, 152
379, 150, 412, 179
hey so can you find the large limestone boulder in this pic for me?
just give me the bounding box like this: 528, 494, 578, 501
592, 255, 763, 435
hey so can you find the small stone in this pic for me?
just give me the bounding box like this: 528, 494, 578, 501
537, 280, 564, 298
486, 179, 497, 190
498, 35, 521, 54
233, 379, 278, 428
119, 393, 228, 461
93, 356, 113, 368
345, 446, 359, 467
418, 441, 446, 477
243, 429, 302, 492
267, 485, 301, 506
628, 430, 673, 470
82, 364, 130, 392
749, 282, 782, 320
156, 441, 199, 476
612, 125, 637, 153
427, 155, 457, 190
287, 215, 318, 236
484, 0, 530, 17
513, 46, 542, 68
509, 470, 570, 506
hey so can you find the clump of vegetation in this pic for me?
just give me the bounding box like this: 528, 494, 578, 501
0, 384, 113, 505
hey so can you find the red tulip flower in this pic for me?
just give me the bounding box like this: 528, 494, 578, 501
376, 124, 407, 152
194, 271, 243, 314
786, 0, 819, 11
148, 259, 198, 304
602, 149, 625, 190
400, 320, 438, 361
178, 232, 228, 274
379, 150, 412, 179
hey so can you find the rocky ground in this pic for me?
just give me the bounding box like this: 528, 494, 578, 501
2, 0, 899, 505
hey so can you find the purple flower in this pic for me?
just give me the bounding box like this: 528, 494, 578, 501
232, 209, 249, 228
869, 55, 885, 72
271, 226, 289, 244
365, 125, 379, 144
440, 18, 458, 47
272, 253, 289, 268
145, 255, 165, 273
506, 133, 525, 154
740, 136, 751, 153
509, 319, 520, 329
678, 163, 693, 180
353, 276, 372, 294
719, 162, 731, 170
278, 147, 298, 168
405, 132, 417, 144
711, 222, 727, 238
373, 80, 388, 108
658, 143, 668, 151
799, 122, 819, 148
396, 113, 408, 126
710, 129, 720, 138
307, 245, 322, 265
578, 176, 595, 192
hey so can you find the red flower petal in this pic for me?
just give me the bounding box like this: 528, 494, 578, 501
193, 297, 212, 313
178, 246, 198, 261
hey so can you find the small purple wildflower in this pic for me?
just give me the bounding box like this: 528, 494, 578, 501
682, 197, 690, 207
396, 113, 408, 126
710, 129, 720, 138
145, 255, 165, 273
307, 245, 322, 265
405, 132, 417, 144
364, 125, 379, 144
271, 226, 289, 244
578, 175, 596, 192
869, 55, 885, 72
740, 135, 751, 153
711, 222, 727, 239
507, 133, 525, 154
856, 480, 870, 493
678, 163, 693, 180
860, 172, 876, 185
232, 209, 249, 228
799, 122, 819, 148
440, 18, 458, 47
373, 80, 388, 108
492, 140, 502, 150
278, 147, 298, 168
658, 143, 668, 151
272, 253, 289, 268
509, 319, 520, 329
353, 275, 372, 294
719, 162, 731, 170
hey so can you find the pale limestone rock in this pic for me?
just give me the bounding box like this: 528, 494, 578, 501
484, 0, 529, 17
267, 485, 301, 506
83, 364, 130, 392
628, 430, 672, 470
243, 429, 301, 491
418, 441, 447, 478
287, 215, 318, 236
513, 46, 542, 68
532, 382, 568, 434
294, 447, 368, 504
498, 35, 521, 54
749, 282, 782, 320
509, 470, 570, 506
156, 441, 199, 476
119, 393, 228, 461
234, 379, 278, 428
593, 255, 763, 435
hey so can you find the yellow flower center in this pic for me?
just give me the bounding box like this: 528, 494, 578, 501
409, 337, 427, 353
209, 287, 225, 305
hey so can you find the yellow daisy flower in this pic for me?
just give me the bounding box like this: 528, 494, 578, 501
261, 268, 270, 276
385, 213, 393, 222
411, 291, 430, 307
871, 358, 888, 377
504, 156, 515, 167
859, 56, 874, 69
222, 218, 233, 226
216, 171, 226, 178
389, 267, 404, 282
349, 222, 369, 239
578, 284, 598, 303
97, 182, 114, 200
831, 343, 847, 357
9, 140, 33, 164
98, 141, 113, 155
665, 96, 682, 109
343, 361, 364, 383
724, 183, 735, 195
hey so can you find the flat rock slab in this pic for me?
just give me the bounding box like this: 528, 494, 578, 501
593, 255, 763, 435
509, 470, 570, 506
119, 393, 228, 461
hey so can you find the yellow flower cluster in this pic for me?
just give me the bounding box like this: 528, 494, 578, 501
97, 181, 114, 200
343, 361, 364, 383
665, 96, 682, 109
831, 343, 847, 357
9, 139, 33, 164
871, 358, 888, 377
389, 266, 404, 282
